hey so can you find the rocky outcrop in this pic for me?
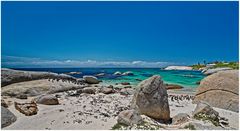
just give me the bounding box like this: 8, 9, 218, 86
202, 67, 232, 75
15, 101, 38, 116
122, 71, 134, 76
193, 70, 239, 112
83, 76, 100, 84
114, 71, 122, 76
1, 79, 82, 97
131, 75, 170, 121
117, 110, 143, 126
164, 66, 193, 70
165, 84, 183, 90
1, 68, 82, 87
1, 106, 17, 128
35, 95, 59, 105
95, 73, 106, 77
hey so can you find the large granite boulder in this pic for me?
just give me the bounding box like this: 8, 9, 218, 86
1, 106, 17, 128
1, 68, 79, 87
193, 70, 239, 112
122, 71, 134, 76
165, 84, 183, 90
202, 67, 232, 75
83, 76, 100, 84
1, 79, 82, 97
131, 75, 170, 121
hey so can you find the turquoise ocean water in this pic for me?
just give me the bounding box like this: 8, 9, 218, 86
14, 68, 205, 90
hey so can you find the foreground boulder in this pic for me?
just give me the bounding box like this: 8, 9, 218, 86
1, 79, 82, 97
202, 67, 232, 75
117, 110, 143, 126
131, 75, 170, 121
83, 76, 100, 84
193, 102, 220, 126
35, 95, 59, 105
193, 70, 239, 112
1, 68, 79, 87
15, 102, 38, 116
1, 106, 17, 128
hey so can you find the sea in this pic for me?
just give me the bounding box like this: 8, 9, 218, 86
13, 68, 205, 92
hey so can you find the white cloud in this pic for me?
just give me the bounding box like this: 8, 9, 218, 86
2, 55, 177, 68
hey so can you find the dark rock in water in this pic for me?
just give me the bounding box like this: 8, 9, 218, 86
1, 99, 8, 108
172, 113, 190, 125
131, 75, 170, 121
15, 101, 38, 116
1, 106, 17, 128
121, 82, 130, 85
165, 84, 183, 90
117, 109, 143, 126
141, 74, 153, 77
16, 94, 28, 99
35, 95, 59, 105
196, 81, 201, 85
193, 70, 238, 112
135, 78, 142, 81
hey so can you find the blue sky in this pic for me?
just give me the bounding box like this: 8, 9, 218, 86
2, 1, 239, 68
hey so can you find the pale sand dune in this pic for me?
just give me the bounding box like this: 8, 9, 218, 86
2, 92, 238, 130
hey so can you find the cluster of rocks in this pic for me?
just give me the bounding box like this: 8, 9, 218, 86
114, 71, 134, 76
115, 73, 237, 130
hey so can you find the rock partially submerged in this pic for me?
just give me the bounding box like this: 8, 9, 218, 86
1, 106, 17, 128
202, 67, 232, 75
114, 71, 122, 76
15, 101, 38, 116
1, 68, 80, 87
83, 76, 101, 84
131, 75, 170, 121
122, 71, 134, 76
193, 70, 239, 112
165, 84, 183, 90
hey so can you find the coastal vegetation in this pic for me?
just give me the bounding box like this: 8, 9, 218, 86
191, 61, 239, 70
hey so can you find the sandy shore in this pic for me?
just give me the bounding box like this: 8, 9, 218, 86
2, 89, 238, 130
